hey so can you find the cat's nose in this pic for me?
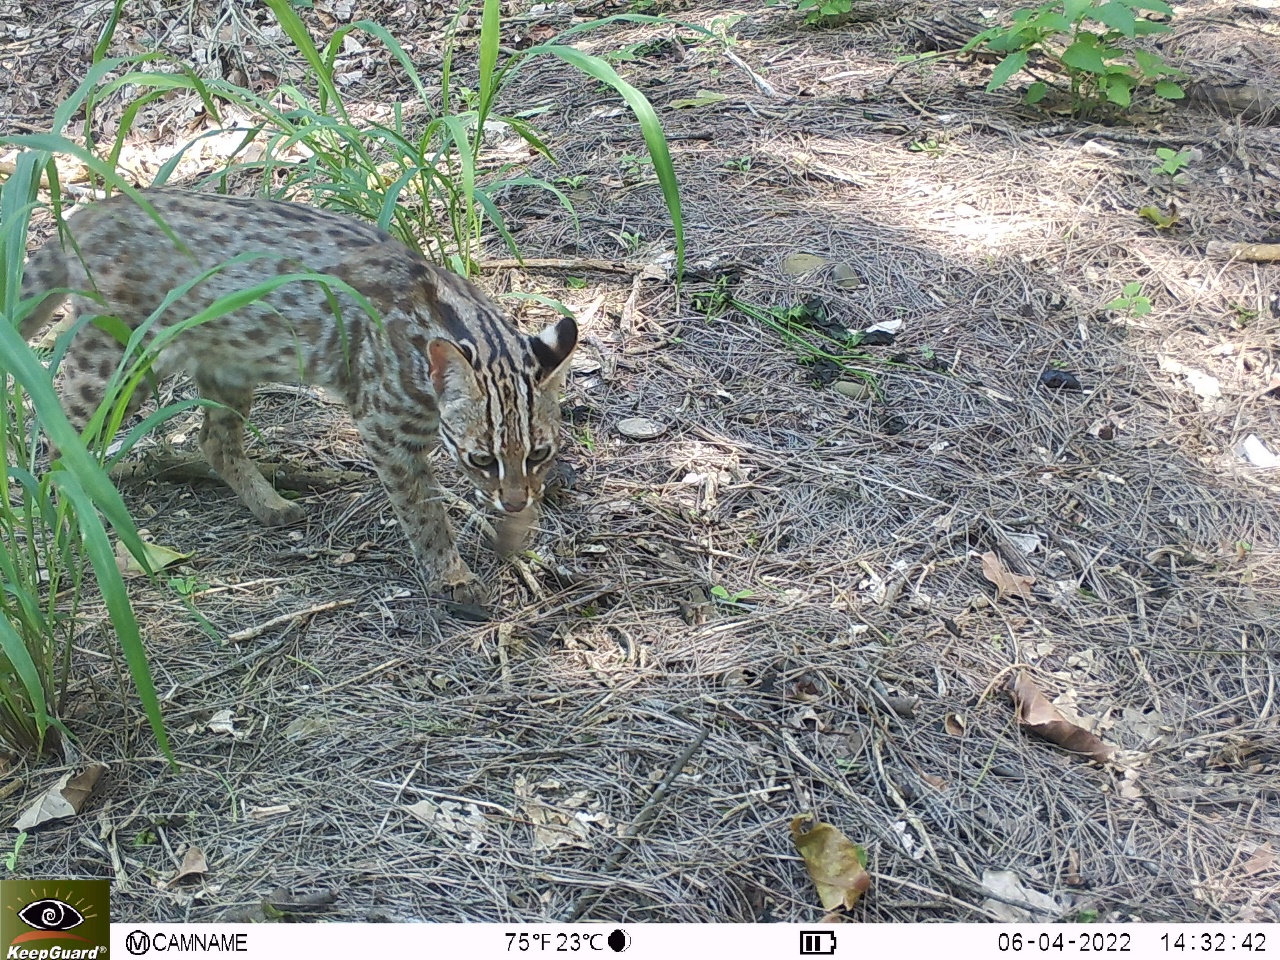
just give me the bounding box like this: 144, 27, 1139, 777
500, 495, 528, 513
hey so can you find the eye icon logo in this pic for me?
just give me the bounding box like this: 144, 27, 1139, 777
2, 879, 108, 956
17, 898, 85, 931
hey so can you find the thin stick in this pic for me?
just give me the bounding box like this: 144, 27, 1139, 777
723, 49, 779, 98
223, 598, 356, 645
479, 257, 639, 274
563, 725, 710, 921
163, 618, 308, 701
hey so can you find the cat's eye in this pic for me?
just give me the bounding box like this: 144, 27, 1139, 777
528, 445, 553, 465
468, 452, 497, 471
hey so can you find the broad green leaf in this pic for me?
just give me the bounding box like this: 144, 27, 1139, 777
1085, 2, 1136, 37
959, 27, 1002, 53
1026, 81, 1049, 104
1061, 38, 1109, 74
1103, 78, 1133, 106
1133, 49, 1164, 77
987, 51, 1029, 92
1122, 282, 1142, 296
987, 28, 1031, 53
1132, 19, 1172, 35
115, 538, 194, 577
1062, 0, 1091, 21
1029, 11, 1072, 31
1154, 80, 1185, 99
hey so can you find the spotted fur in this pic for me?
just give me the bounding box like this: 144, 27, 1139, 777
20, 189, 578, 601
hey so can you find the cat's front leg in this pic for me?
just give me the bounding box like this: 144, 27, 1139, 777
354, 422, 485, 603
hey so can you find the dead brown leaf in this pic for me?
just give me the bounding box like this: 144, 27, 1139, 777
1241, 843, 1275, 877
981, 551, 1035, 600
1065, 848, 1083, 887
514, 776, 595, 851
790, 814, 871, 912
13, 763, 107, 830
165, 846, 208, 887
1009, 672, 1115, 764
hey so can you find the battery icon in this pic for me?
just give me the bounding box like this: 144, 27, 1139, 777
800, 931, 837, 955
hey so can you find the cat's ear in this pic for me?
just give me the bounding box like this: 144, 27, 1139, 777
529, 315, 578, 386
428, 338, 481, 399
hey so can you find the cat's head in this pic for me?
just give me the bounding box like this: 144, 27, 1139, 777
429, 314, 577, 516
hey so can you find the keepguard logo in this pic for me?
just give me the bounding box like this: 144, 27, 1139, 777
1, 880, 109, 960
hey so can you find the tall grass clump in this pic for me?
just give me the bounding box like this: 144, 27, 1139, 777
0, 155, 171, 760
66, 0, 694, 275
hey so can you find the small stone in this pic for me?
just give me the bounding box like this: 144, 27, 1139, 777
833, 380, 871, 400
616, 417, 668, 440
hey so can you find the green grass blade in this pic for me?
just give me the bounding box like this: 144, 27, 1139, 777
49, 53, 165, 134
477, 0, 503, 132
0, 614, 51, 750
51, 471, 172, 761
543, 46, 684, 276
262, 0, 347, 120
0, 322, 152, 572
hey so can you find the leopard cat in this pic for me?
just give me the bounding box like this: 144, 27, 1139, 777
18, 189, 578, 603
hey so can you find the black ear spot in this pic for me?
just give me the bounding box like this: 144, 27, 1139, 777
529, 315, 578, 381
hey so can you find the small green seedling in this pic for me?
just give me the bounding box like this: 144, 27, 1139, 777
909, 137, 944, 158
566, 277, 588, 290
615, 230, 645, 253
3, 833, 27, 872
1152, 147, 1191, 176
710, 584, 754, 606
1230, 302, 1259, 328
1105, 282, 1152, 317
167, 575, 205, 597
795, 0, 853, 26
724, 156, 753, 171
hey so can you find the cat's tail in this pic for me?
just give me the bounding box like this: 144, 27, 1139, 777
17, 240, 69, 341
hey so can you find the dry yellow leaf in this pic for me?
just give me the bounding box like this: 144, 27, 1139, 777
790, 815, 871, 911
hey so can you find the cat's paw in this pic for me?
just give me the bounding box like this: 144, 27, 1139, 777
258, 499, 307, 527
445, 571, 489, 607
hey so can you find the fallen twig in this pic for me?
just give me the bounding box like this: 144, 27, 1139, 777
478, 257, 639, 274
224, 597, 356, 645
1206, 241, 1280, 263
723, 49, 779, 98
563, 724, 710, 921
